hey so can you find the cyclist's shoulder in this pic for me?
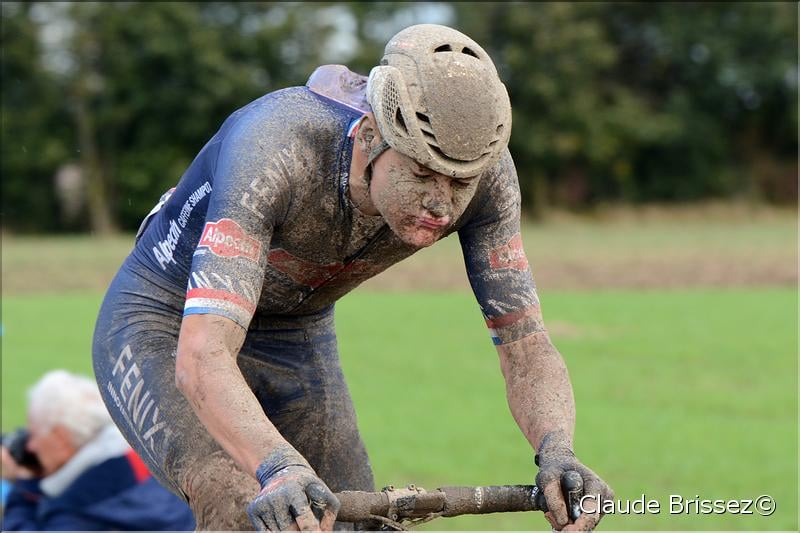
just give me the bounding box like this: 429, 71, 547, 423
472, 149, 521, 205
455, 149, 521, 231
483, 148, 518, 185
228, 87, 330, 129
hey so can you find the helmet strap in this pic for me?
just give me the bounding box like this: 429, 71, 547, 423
364, 140, 389, 189
363, 139, 390, 189
368, 140, 390, 164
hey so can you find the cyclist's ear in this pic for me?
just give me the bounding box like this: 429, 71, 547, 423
355, 113, 383, 152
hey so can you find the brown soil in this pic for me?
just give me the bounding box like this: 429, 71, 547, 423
360, 242, 797, 292
2, 205, 796, 294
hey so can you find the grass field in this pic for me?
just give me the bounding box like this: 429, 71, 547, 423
2, 206, 797, 530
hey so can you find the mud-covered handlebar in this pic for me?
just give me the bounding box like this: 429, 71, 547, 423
335, 471, 584, 529
336, 484, 542, 523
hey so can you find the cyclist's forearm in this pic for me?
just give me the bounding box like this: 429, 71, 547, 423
175, 314, 290, 477
496, 331, 575, 450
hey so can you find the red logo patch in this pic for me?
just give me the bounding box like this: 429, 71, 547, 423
199, 219, 261, 262
267, 249, 383, 289
489, 233, 529, 271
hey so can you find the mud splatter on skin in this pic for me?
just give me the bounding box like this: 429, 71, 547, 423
479, 300, 572, 451
177, 310, 375, 529
176, 314, 295, 485
495, 328, 575, 451
347, 113, 479, 249
369, 152, 479, 248
181, 450, 259, 531
495, 328, 613, 531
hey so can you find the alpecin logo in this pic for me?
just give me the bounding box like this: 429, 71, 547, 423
488, 233, 529, 271
198, 219, 261, 262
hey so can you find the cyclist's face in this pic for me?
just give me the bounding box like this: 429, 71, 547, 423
370, 149, 479, 248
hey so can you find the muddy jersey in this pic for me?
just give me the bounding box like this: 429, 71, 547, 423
130, 67, 541, 345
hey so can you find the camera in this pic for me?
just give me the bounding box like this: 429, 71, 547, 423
2, 428, 43, 472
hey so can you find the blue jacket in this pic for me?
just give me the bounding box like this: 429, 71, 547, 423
3, 450, 195, 531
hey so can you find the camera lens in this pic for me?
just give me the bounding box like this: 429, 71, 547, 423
3, 428, 42, 471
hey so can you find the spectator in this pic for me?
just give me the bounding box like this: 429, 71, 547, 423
1, 370, 195, 531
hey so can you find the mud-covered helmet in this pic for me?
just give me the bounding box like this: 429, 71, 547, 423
366, 24, 512, 178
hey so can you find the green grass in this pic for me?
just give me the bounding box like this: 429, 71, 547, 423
2, 288, 796, 530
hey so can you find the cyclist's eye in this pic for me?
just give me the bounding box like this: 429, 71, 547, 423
453, 180, 471, 189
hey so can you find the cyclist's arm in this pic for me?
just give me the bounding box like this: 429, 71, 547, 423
495, 321, 575, 451
174, 105, 301, 477
176, 314, 288, 475
458, 150, 574, 450
458, 152, 617, 530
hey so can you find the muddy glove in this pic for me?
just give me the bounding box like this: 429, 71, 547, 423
247, 445, 340, 531
535, 431, 614, 531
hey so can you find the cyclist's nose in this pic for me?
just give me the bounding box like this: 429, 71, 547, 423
424, 198, 448, 218
422, 177, 452, 217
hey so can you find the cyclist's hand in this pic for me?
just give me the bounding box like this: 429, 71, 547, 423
247, 446, 340, 531
535, 431, 613, 531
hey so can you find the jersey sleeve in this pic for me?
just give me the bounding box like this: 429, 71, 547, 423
458, 150, 544, 345
184, 108, 294, 329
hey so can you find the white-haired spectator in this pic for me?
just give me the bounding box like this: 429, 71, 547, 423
1, 370, 195, 531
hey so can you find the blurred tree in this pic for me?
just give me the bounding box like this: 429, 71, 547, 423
1, 3, 72, 232
603, 2, 798, 204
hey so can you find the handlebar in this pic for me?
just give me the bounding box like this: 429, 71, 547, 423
335, 471, 584, 528
335, 484, 544, 523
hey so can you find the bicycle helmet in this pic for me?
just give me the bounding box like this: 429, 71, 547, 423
366, 24, 512, 178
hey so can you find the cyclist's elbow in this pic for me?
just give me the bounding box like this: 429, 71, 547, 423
175, 313, 243, 396
175, 320, 212, 395
175, 341, 200, 395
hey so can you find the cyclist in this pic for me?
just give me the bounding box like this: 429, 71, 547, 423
93, 23, 613, 531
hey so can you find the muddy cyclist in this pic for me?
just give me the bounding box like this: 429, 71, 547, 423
92, 23, 613, 531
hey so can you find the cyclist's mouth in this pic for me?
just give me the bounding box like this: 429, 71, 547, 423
416, 215, 450, 230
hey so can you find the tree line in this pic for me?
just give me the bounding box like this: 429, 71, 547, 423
2, 2, 796, 233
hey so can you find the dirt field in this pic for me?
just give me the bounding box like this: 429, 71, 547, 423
367, 203, 797, 291
2, 203, 796, 295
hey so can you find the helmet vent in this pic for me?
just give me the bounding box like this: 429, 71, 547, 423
394, 108, 408, 135
461, 47, 478, 58
416, 113, 438, 145
429, 143, 486, 164
434, 44, 453, 53
383, 77, 402, 134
